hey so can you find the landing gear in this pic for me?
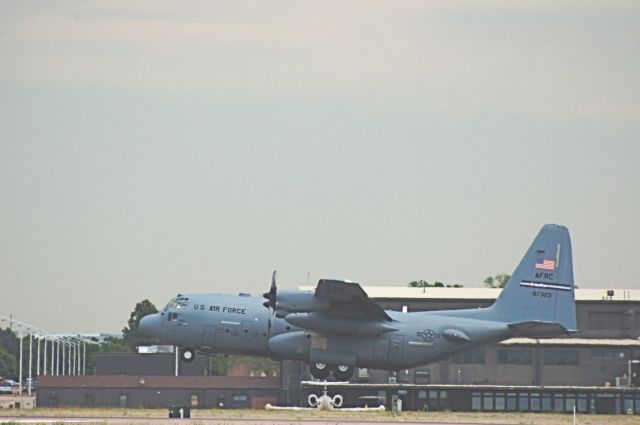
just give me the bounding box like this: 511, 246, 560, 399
309, 362, 331, 379
180, 348, 195, 363
332, 364, 354, 381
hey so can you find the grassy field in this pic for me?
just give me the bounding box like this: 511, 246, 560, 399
0, 408, 638, 425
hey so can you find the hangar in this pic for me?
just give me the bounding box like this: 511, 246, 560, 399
279, 286, 640, 412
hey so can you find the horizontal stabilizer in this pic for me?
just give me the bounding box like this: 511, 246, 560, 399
508, 321, 573, 338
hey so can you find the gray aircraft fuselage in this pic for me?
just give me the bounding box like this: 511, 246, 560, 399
141, 292, 510, 370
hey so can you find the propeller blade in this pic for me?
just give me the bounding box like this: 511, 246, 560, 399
262, 270, 277, 310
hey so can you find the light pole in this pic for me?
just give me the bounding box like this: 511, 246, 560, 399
37, 335, 41, 378
28, 332, 33, 395
62, 339, 66, 375
71, 339, 75, 375
51, 339, 55, 376
18, 332, 23, 394
43, 337, 47, 376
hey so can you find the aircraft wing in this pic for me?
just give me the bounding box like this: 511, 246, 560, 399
314, 279, 392, 321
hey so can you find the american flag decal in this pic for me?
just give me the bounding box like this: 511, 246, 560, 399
535, 258, 556, 270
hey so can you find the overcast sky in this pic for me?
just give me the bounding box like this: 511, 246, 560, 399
1, 1, 639, 334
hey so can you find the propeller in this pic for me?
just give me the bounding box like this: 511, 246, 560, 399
263, 270, 277, 310
263, 270, 277, 334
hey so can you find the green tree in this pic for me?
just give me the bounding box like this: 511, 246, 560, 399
0, 328, 18, 357
122, 299, 159, 351
408, 280, 430, 288
0, 348, 17, 377
408, 280, 463, 289
209, 354, 278, 377
484, 273, 511, 288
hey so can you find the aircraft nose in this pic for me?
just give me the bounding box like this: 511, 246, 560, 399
139, 313, 162, 338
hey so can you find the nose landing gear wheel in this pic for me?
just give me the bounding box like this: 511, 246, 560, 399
309, 362, 331, 379
332, 364, 354, 381
180, 348, 195, 363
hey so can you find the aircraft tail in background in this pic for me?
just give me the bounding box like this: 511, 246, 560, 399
488, 224, 577, 336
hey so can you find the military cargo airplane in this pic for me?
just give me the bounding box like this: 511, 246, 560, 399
140, 224, 577, 380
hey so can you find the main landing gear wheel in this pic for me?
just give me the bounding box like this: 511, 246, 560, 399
332, 364, 354, 381
180, 348, 195, 363
309, 362, 331, 379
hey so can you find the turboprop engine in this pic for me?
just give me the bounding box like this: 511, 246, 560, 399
272, 290, 331, 318
284, 312, 397, 335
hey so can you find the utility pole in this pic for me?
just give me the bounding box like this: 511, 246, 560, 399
82, 341, 86, 375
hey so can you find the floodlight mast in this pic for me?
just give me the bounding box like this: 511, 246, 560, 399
1, 315, 102, 386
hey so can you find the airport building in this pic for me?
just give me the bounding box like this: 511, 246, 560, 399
37, 353, 279, 409
282, 286, 640, 414
36, 287, 640, 414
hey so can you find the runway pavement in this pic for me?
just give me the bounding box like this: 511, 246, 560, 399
1, 417, 500, 425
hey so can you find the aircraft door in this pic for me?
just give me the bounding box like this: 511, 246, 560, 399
374, 338, 389, 362
388, 335, 405, 365
202, 325, 217, 348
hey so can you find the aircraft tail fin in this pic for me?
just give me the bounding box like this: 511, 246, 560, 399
489, 224, 577, 335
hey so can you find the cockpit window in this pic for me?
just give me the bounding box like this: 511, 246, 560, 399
164, 296, 189, 310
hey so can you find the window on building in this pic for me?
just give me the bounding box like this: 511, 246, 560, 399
472, 393, 481, 410
506, 393, 517, 411
452, 349, 486, 364
495, 393, 505, 411
415, 370, 430, 384
498, 349, 532, 365
590, 350, 625, 360
483, 393, 494, 410
231, 394, 249, 408
565, 394, 576, 412
530, 393, 541, 411
544, 350, 579, 366
190, 394, 199, 407
84, 394, 94, 406
554, 394, 564, 412
588, 312, 623, 330
577, 394, 588, 413
119, 394, 128, 407
518, 393, 529, 411
541, 394, 551, 411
